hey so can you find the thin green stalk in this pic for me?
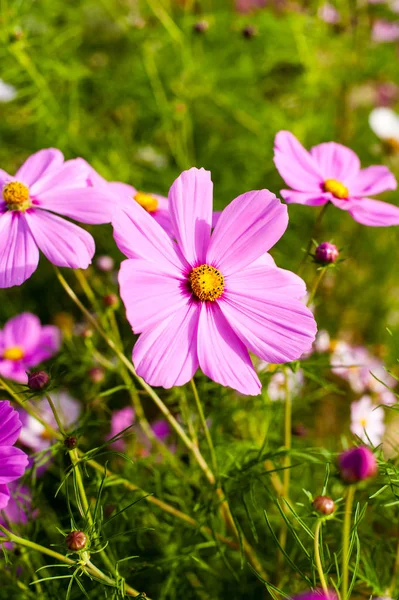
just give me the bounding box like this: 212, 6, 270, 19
190, 378, 218, 475
298, 203, 329, 275
341, 485, 356, 600
282, 366, 292, 502
44, 392, 66, 436
314, 520, 329, 594
307, 267, 327, 307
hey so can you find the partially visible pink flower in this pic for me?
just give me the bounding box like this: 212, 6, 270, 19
318, 3, 340, 24
292, 591, 337, 600
274, 131, 399, 226
0, 149, 115, 288
314, 330, 331, 353
113, 167, 317, 395
0, 482, 31, 549
18, 391, 81, 454
350, 395, 385, 445
235, 0, 266, 12
0, 313, 61, 384
372, 19, 399, 43
107, 406, 172, 456
0, 401, 28, 510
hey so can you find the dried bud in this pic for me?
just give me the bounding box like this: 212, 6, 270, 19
88, 367, 105, 384
95, 255, 114, 272
64, 436, 78, 450
338, 446, 378, 483
315, 242, 339, 265
28, 371, 50, 391
292, 423, 307, 437
103, 293, 119, 308
66, 530, 87, 551
312, 496, 335, 516
242, 25, 257, 39
193, 20, 209, 33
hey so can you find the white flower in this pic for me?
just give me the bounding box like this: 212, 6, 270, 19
314, 330, 331, 353
369, 107, 399, 143
267, 369, 304, 402
0, 79, 16, 103
350, 395, 385, 446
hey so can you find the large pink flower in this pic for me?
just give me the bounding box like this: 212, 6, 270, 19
0, 149, 114, 288
113, 167, 317, 395
0, 313, 61, 384
274, 131, 399, 226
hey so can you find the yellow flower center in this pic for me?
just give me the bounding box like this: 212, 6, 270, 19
323, 179, 349, 199
3, 181, 31, 211
360, 418, 367, 427
189, 264, 224, 302
133, 192, 159, 213
2, 346, 25, 361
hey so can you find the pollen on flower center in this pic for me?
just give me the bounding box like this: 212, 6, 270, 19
3, 181, 31, 211
2, 346, 25, 361
134, 192, 159, 213
323, 179, 349, 199
189, 264, 224, 302
360, 418, 368, 427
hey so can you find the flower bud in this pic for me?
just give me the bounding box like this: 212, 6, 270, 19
88, 367, 105, 384
193, 20, 209, 33
292, 423, 307, 437
28, 371, 50, 391
338, 446, 377, 483
312, 496, 335, 516
242, 25, 257, 38
64, 436, 78, 450
315, 242, 339, 264
95, 255, 114, 272
103, 293, 119, 308
66, 530, 87, 551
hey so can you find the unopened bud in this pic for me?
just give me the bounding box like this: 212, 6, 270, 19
312, 495, 335, 516
338, 446, 378, 483
242, 25, 257, 38
64, 436, 78, 450
95, 255, 114, 272
66, 530, 87, 551
88, 367, 105, 384
103, 294, 119, 308
193, 20, 209, 33
28, 371, 50, 391
315, 242, 339, 265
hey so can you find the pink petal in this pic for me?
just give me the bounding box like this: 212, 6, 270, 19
25, 209, 95, 269
197, 302, 261, 395
0, 361, 28, 384
24, 325, 62, 366
119, 259, 189, 334
0, 484, 10, 510
35, 187, 115, 224
15, 149, 64, 187
207, 190, 288, 276
133, 301, 199, 388
0, 402, 22, 446
108, 181, 136, 200
274, 131, 323, 191
280, 190, 330, 206
0, 169, 13, 187
226, 263, 307, 300
112, 202, 186, 273
221, 283, 317, 364
0, 447, 28, 484
348, 198, 399, 226
310, 142, 360, 185
0, 212, 39, 288
30, 158, 89, 196
3, 313, 42, 354
168, 168, 213, 265
349, 166, 397, 197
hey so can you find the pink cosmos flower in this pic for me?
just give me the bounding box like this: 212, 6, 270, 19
113, 167, 317, 395
0, 149, 114, 288
0, 313, 61, 384
372, 19, 399, 43
0, 401, 28, 510
274, 131, 399, 226
350, 395, 385, 446
0, 482, 31, 550
107, 406, 172, 456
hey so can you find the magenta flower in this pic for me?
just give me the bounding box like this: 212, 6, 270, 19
0, 401, 28, 510
338, 446, 378, 483
0, 313, 61, 384
113, 167, 317, 395
292, 591, 337, 600
0, 149, 114, 288
274, 131, 399, 226
107, 406, 171, 456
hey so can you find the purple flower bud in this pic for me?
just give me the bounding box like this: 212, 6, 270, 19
292, 591, 338, 600
338, 446, 377, 483
66, 530, 87, 551
193, 20, 209, 33
315, 242, 339, 264
312, 496, 335, 515
242, 25, 257, 38
28, 371, 50, 391
88, 367, 105, 384
292, 423, 308, 437
95, 255, 114, 272
64, 436, 78, 450
103, 293, 119, 308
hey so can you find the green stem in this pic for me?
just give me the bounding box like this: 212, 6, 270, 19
341, 485, 356, 600
307, 267, 327, 307
282, 366, 292, 502
190, 378, 218, 475
298, 203, 329, 275
314, 520, 329, 594
44, 392, 66, 436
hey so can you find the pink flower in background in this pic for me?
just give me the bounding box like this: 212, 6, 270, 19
0, 482, 31, 549
0, 313, 61, 384
0, 149, 115, 288
235, 0, 266, 13
257, 366, 304, 401
113, 167, 316, 395
18, 391, 81, 454
0, 401, 28, 510
350, 396, 385, 445
274, 131, 399, 226
318, 3, 340, 24
292, 591, 337, 600
107, 406, 171, 456
372, 19, 399, 43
